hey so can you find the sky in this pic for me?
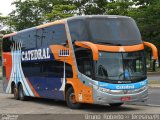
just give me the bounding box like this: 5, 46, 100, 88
0, 0, 15, 16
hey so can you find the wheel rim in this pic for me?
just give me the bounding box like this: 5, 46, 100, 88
19, 86, 24, 99
13, 88, 17, 97
69, 93, 76, 104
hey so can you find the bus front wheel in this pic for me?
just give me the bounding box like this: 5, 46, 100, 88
66, 87, 81, 109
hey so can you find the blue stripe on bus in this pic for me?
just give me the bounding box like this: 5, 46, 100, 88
27, 77, 64, 100
98, 79, 147, 90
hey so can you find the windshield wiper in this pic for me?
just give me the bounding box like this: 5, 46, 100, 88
97, 42, 122, 46
95, 75, 107, 80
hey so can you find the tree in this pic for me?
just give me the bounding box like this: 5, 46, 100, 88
6, 0, 160, 71
131, 0, 160, 70
106, 0, 133, 15
8, 0, 45, 31
8, 0, 109, 31
72, 0, 108, 15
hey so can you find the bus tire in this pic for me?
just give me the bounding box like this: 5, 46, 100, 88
109, 103, 123, 107
66, 87, 81, 109
18, 84, 27, 101
13, 84, 19, 100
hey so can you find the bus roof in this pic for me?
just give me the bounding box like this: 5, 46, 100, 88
67, 15, 131, 21
3, 19, 66, 39
3, 15, 130, 39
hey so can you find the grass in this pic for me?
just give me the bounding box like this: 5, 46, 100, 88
148, 80, 160, 85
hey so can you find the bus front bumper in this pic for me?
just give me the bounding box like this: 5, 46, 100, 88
93, 87, 148, 105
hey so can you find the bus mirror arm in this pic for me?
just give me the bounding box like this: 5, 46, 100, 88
143, 41, 158, 60
61, 43, 67, 46
74, 41, 99, 61
61, 40, 70, 47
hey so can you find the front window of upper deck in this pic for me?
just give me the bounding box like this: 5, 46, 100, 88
68, 17, 142, 46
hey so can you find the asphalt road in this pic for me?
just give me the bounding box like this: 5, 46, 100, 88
147, 88, 160, 105
148, 75, 160, 81
0, 75, 160, 120
0, 81, 2, 93
0, 92, 160, 114
0, 80, 160, 114
129, 88, 160, 106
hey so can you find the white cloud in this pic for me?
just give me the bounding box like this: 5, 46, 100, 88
0, 0, 15, 16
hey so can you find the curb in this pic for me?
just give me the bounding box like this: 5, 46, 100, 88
147, 72, 160, 76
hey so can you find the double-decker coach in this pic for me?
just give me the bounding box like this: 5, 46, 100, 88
2, 15, 158, 109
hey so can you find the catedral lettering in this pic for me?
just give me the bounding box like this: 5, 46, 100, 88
116, 85, 135, 90
2, 15, 158, 109
21, 48, 50, 61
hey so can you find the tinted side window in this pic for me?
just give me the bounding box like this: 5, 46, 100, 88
36, 24, 67, 48
44, 61, 73, 78
2, 37, 12, 52
22, 61, 73, 78
68, 20, 89, 41
7, 29, 37, 50
22, 62, 43, 77
76, 50, 93, 78
18, 29, 37, 50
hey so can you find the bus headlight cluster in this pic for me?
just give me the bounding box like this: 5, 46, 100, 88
98, 87, 124, 94
97, 85, 147, 94
98, 87, 111, 93
91, 82, 147, 94
131, 85, 147, 93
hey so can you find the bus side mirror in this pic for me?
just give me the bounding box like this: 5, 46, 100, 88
143, 41, 158, 60
74, 41, 99, 61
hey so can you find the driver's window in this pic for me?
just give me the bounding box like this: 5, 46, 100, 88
76, 50, 93, 78
83, 59, 92, 77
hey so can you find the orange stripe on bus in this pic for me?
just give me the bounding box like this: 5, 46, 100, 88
75, 41, 99, 60
3, 32, 17, 38
36, 20, 65, 29
144, 42, 158, 60
96, 43, 144, 52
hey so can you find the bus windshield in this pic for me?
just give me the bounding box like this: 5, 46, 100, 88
68, 17, 142, 46
95, 51, 146, 83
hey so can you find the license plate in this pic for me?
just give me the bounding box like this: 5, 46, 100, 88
121, 96, 131, 101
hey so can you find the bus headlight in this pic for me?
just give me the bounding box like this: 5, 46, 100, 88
89, 83, 99, 89
98, 85, 147, 94
98, 87, 111, 93
133, 85, 147, 93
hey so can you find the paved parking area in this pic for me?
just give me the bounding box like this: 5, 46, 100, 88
0, 81, 2, 93
0, 93, 160, 114
0, 76, 160, 120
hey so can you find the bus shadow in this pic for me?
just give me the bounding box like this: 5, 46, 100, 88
8, 97, 67, 108
31, 97, 68, 108
81, 104, 142, 113
9, 96, 142, 112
